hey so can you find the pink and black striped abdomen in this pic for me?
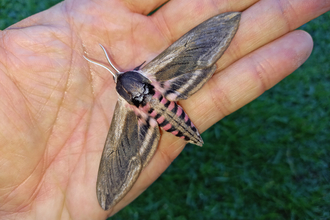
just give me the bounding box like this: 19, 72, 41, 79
147, 91, 203, 146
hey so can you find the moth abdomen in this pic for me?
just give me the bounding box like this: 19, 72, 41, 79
147, 91, 203, 146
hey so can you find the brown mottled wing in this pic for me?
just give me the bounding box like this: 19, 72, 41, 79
96, 97, 160, 210
141, 12, 241, 101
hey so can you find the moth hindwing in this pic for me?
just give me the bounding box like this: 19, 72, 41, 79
86, 12, 241, 210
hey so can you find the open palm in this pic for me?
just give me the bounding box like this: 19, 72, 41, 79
0, 0, 328, 219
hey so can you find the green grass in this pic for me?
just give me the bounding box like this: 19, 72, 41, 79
1, 1, 330, 219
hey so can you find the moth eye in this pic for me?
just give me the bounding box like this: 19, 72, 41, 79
144, 85, 149, 94
133, 95, 143, 102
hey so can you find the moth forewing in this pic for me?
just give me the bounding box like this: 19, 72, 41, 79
96, 98, 143, 210
141, 12, 241, 81
88, 12, 241, 210
96, 96, 161, 210
140, 12, 241, 102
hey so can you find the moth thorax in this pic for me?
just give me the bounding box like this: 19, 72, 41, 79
116, 71, 155, 107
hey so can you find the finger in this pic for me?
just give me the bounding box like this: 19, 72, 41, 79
148, 0, 329, 69
187, 30, 313, 132
217, 0, 330, 70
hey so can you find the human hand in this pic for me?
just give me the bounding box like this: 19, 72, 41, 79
0, 0, 329, 219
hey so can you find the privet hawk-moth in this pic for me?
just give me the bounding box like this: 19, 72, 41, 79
84, 12, 241, 210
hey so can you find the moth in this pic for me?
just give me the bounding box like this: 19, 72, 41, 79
84, 12, 241, 210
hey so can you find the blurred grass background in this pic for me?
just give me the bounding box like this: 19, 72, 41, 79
1, 1, 329, 219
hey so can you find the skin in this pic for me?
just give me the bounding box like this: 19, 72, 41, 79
0, 0, 329, 219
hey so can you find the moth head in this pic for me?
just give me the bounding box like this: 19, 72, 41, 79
116, 71, 155, 107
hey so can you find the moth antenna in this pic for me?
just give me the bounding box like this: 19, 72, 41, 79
99, 44, 120, 74
83, 55, 118, 82
134, 61, 146, 71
